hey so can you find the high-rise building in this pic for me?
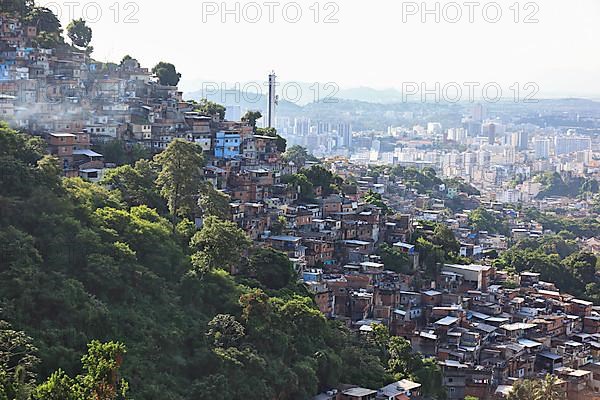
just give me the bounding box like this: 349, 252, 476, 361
534, 137, 550, 159
447, 128, 467, 143
478, 150, 491, 167
463, 120, 482, 137
486, 123, 496, 145
554, 135, 591, 155
293, 118, 310, 136
472, 103, 487, 122
513, 131, 528, 151
337, 123, 353, 147
317, 121, 331, 134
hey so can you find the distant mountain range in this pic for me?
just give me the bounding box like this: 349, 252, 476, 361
185, 82, 407, 109
185, 81, 600, 111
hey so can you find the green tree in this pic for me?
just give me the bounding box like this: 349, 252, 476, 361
198, 182, 231, 220
154, 139, 205, 228
96, 139, 149, 166
119, 55, 139, 66
79, 341, 129, 400
507, 375, 565, 400
507, 379, 540, 400
66, 18, 92, 48
563, 251, 597, 285
468, 207, 506, 234
378, 244, 410, 273
193, 99, 226, 121
33, 370, 78, 400
92, 205, 184, 278
538, 375, 564, 399
391, 166, 443, 194
101, 160, 164, 211
25, 6, 61, 35
34, 341, 129, 400
281, 174, 314, 202
256, 127, 287, 153
0, 320, 39, 400
364, 190, 391, 214
241, 111, 262, 129
152, 62, 181, 86
431, 223, 461, 255
368, 325, 445, 398
282, 145, 317, 167
190, 216, 251, 273
444, 178, 480, 196
206, 314, 245, 348
270, 216, 287, 236
301, 165, 340, 196
416, 237, 446, 279
31, 31, 63, 48
247, 248, 296, 290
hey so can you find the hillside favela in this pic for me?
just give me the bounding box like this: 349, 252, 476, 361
2, 0, 600, 399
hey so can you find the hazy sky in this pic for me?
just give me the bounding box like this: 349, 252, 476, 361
41, 0, 600, 98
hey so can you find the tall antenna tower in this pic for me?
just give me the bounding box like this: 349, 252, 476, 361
267, 71, 278, 128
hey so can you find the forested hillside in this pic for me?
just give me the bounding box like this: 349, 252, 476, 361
0, 123, 444, 399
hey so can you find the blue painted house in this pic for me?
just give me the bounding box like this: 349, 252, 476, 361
214, 131, 240, 159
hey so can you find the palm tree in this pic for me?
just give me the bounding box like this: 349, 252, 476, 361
506, 375, 565, 400
538, 374, 565, 400
507, 379, 540, 400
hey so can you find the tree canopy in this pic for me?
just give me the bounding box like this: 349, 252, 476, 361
241, 111, 262, 129
283, 145, 318, 167
24, 6, 61, 35
193, 99, 226, 121
66, 18, 92, 49
152, 62, 181, 86
154, 139, 205, 226
247, 248, 296, 290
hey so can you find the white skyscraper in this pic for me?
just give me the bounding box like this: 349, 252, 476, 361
472, 103, 487, 122
534, 138, 550, 159
554, 135, 591, 155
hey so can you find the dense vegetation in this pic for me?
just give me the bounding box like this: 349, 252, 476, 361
367, 165, 480, 211
282, 145, 320, 167
534, 172, 599, 199
494, 232, 600, 301
524, 208, 600, 238
468, 207, 509, 235
0, 123, 444, 398
410, 222, 467, 279
364, 190, 392, 214
281, 165, 344, 202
